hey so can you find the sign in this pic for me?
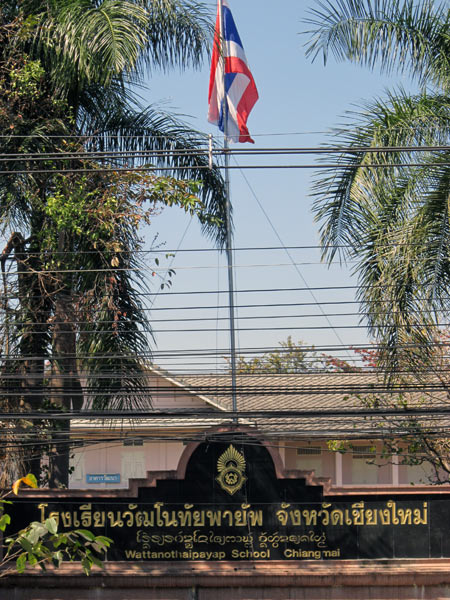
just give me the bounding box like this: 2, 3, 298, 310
86, 474, 121, 484
31, 497, 432, 561
8, 440, 450, 562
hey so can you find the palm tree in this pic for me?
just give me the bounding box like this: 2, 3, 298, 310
0, 0, 226, 485
6, 0, 226, 240
304, 0, 450, 373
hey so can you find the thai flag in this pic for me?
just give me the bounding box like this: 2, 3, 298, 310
208, 0, 258, 143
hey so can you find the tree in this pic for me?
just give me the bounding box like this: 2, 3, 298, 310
0, 475, 112, 576
304, 0, 450, 373
229, 337, 322, 373
0, 1, 226, 487
324, 333, 450, 485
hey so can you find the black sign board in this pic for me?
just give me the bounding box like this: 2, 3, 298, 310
7, 439, 450, 561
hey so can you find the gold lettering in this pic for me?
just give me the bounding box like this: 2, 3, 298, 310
38, 503, 48, 523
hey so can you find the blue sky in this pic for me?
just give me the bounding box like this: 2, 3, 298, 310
140, 1, 415, 372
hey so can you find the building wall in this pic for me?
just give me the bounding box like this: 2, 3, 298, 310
281, 441, 433, 488
69, 375, 214, 489
5, 561, 450, 599
341, 443, 392, 486
70, 437, 439, 490
69, 441, 183, 490
150, 375, 214, 409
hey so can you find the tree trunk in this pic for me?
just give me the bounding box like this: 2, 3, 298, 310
7, 232, 50, 482
49, 292, 83, 488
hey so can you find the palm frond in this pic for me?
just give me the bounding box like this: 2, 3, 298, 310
313, 90, 450, 371
413, 159, 450, 310
304, 0, 450, 91
78, 92, 228, 247
354, 184, 437, 373
26, 0, 212, 97
313, 90, 450, 262
139, 0, 212, 74
29, 0, 148, 95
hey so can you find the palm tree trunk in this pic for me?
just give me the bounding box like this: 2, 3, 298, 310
49, 293, 83, 487
48, 232, 83, 488
13, 232, 50, 481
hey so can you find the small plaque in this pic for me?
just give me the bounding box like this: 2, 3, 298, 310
86, 473, 121, 484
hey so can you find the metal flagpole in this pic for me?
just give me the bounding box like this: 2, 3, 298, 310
218, 0, 238, 418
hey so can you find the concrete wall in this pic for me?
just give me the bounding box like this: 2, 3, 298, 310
282, 441, 426, 488
70, 437, 441, 490
150, 375, 213, 409
4, 561, 450, 599
69, 440, 184, 490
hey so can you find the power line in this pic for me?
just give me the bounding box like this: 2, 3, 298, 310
0, 285, 374, 299
0, 260, 400, 276
0, 243, 445, 256
1, 144, 450, 159
2, 161, 450, 176
3, 402, 450, 420
0, 311, 408, 327
0, 337, 447, 358
0, 323, 445, 335
0, 299, 444, 314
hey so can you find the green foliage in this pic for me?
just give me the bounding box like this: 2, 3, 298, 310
305, 0, 450, 485
4, 519, 112, 576
10, 59, 45, 99
326, 440, 349, 454
0, 474, 111, 576
231, 337, 321, 374
0, 0, 227, 246
0, 0, 226, 486
304, 0, 450, 372
323, 343, 450, 484
0, 512, 12, 532
305, 0, 450, 90
39, 172, 208, 254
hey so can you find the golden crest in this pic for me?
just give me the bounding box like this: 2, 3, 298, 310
216, 444, 247, 495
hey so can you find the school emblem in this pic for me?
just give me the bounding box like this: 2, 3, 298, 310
216, 444, 247, 495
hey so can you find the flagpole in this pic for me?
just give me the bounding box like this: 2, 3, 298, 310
218, 0, 238, 418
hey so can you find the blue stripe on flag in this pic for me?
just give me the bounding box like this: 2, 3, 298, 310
225, 72, 237, 94
223, 5, 243, 48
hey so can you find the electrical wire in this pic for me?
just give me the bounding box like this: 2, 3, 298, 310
0, 322, 445, 335
3, 403, 450, 420
2, 161, 450, 176
1, 143, 450, 159
0, 243, 447, 257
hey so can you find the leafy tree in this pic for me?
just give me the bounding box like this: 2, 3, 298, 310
0, 165, 214, 488
0, 1, 226, 487
229, 337, 322, 373
304, 0, 450, 373
0, 475, 112, 576
325, 334, 450, 484
322, 346, 379, 372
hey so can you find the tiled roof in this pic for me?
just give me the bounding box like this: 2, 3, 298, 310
73, 370, 450, 438
176, 371, 449, 409
71, 417, 234, 430
174, 372, 450, 438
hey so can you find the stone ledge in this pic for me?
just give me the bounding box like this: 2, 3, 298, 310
2, 559, 450, 589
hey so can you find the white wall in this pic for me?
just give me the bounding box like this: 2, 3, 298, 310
69, 440, 184, 490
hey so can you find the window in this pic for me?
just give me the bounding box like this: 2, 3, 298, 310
121, 450, 146, 480
406, 459, 435, 484
353, 446, 376, 460
351, 445, 378, 484
123, 438, 143, 446
296, 446, 322, 475
297, 447, 321, 456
